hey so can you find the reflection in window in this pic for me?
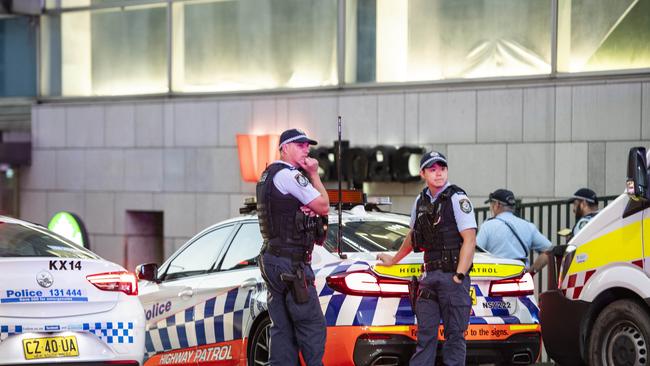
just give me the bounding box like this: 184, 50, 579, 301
220, 223, 263, 271
347, 0, 552, 83
172, 0, 337, 92
0, 17, 36, 97
324, 220, 410, 253
0, 223, 97, 259
557, 0, 650, 72
40, 4, 167, 96
164, 226, 232, 280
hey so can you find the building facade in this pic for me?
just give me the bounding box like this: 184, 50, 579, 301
1, 0, 649, 268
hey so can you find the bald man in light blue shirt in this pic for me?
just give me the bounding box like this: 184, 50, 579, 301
477, 189, 552, 274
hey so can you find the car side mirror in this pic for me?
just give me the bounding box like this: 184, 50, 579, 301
136, 263, 159, 282
626, 147, 648, 201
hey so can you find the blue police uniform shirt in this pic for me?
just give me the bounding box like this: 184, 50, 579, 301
476, 211, 552, 264
271, 160, 320, 205
409, 182, 478, 232
572, 213, 597, 237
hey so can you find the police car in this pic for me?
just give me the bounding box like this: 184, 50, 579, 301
0, 216, 145, 365
138, 199, 541, 366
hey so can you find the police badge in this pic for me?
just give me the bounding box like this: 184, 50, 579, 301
459, 198, 472, 213
295, 173, 309, 187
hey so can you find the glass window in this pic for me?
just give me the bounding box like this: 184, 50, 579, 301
0, 222, 98, 259
0, 17, 36, 97
557, 0, 650, 73
172, 0, 337, 92
324, 220, 410, 253
40, 3, 167, 96
220, 223, 263, 271
163, 225, 233, 281
346, 0, 552, 83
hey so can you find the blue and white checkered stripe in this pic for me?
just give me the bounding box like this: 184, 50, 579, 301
0, 323, 133, 344
83, 322, 134, 344
0, 325, 23, 342
312, 260, 539, 327
145, 287, 251, 358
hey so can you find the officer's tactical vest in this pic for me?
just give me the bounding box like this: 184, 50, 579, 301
256, 163, 319, 250
412, 185, 464, 262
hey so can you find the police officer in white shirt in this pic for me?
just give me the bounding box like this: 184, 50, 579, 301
256, 129, 329, 366
377, 151, 477, 366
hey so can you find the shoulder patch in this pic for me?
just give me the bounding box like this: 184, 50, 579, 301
459, 198, 473, 214
295, 173, 309, 187
576, 220, 587, 230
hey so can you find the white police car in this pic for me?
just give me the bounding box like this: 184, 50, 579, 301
137, 200, 541, 366
0, 216, 145, 365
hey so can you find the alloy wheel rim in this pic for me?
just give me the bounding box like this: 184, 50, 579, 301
252, 322, 271, 366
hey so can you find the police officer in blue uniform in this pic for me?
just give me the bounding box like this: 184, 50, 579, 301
477, 189, 552, 274
377, 151, 477, 366
256, 128, 329, 366
569, 188, 599, 238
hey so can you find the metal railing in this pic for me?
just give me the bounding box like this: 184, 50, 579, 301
474, 195, 619, 293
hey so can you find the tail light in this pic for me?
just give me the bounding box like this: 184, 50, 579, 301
87, 271, 138, 296
326, 270, 409, 297
489, 272, 534, 297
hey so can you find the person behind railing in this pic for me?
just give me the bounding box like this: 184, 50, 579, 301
476, 189, 552, 275
568, 188, 599, 238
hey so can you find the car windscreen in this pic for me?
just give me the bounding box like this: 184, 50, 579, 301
0, 222, 99, 259
324, 220, 410, 252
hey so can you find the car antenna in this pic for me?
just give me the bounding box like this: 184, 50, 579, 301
337, 116, 347, 260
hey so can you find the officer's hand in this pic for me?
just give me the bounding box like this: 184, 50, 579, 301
452, 275, 462, 284
300, 205, 317, 217
376, 253, 394, 266
299, 157, 320, 176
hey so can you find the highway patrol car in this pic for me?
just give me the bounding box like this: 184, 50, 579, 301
0, 216, 145, 365
138, 204, 541, 365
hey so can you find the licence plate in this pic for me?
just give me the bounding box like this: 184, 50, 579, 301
470, 286, 477, 305
22, 336, 79, 360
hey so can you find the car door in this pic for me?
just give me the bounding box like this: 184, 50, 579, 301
191, 221, 264, 365
140, 224, 236, 365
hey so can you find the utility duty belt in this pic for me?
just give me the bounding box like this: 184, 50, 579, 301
423, 249, 461, 272
262, 244, 312, 264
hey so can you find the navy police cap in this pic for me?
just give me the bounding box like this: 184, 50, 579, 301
419, 151, 448, 170
485, 188, 516, 206
570, 188, 597, 203
279, 128, 317, 147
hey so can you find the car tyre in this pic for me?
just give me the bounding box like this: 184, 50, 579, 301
588, 299, 650, 366
249, 315, 272, 366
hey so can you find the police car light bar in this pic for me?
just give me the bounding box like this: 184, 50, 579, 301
327, 189, 364, 206
326, 270, 409, 298
86, 271, 138, 296
488, 272, 534, 297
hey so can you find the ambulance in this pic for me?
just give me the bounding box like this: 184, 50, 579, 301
540, 146, 650, 366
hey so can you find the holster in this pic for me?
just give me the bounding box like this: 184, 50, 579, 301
280, 267, 310, 304
408, 276, 419, 313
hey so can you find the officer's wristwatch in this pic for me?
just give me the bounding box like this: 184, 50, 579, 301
454, 272, 465, 281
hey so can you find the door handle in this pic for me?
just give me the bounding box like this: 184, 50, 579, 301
241, 278, 257, 289
178, 288, 194, 298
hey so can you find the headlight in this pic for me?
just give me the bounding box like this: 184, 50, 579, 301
558, 245, 577, 287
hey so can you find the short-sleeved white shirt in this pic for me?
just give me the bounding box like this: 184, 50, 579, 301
271, 161, 320, 205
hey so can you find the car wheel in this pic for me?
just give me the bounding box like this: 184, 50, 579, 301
588, 299, 650, 366
249, 315, 271, 366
